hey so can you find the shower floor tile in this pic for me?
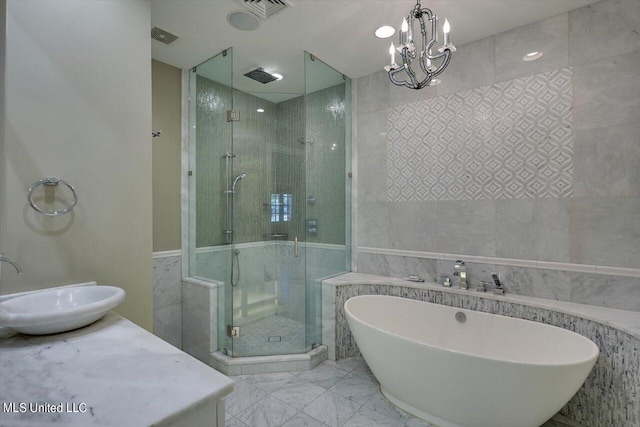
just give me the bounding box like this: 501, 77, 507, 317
225, 357, 584, 427
232, 315, 306, 357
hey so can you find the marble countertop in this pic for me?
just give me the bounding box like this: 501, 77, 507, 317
324, 272, 640, 341
0, 312, 234, 426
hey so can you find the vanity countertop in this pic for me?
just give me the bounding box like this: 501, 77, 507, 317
0, 312, 234, 426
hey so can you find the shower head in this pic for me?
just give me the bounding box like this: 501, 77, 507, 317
232, 173, 246, 191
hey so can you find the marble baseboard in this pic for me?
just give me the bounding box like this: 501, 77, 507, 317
357, 251, 640, 312
322, 275, 639, 427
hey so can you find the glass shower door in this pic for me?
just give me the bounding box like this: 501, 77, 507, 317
304, 52, 352, 350
188, 48, 235, 356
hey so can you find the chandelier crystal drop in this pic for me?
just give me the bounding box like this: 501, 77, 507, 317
385, 0, 456, 90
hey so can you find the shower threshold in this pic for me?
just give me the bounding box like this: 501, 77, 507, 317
210, 345, 327, 376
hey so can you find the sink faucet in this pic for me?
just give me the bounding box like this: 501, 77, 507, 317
0, 256, 22, 274
453, 260, 467, 290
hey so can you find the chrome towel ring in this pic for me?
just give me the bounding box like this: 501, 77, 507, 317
27, 177, 78, 217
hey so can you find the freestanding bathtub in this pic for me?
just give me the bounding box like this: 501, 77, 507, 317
345, 295, 599, 427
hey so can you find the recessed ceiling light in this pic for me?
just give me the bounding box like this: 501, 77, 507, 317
271, 73, 283, 80
375, 25, 395, 39
523, 51, 543, 61
227, 11, 261, 31
257, 108, 265, 113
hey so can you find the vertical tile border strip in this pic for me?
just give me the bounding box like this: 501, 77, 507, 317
325, 281, 639, 427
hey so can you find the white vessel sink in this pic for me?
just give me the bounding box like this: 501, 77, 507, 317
0, 285, 125, 335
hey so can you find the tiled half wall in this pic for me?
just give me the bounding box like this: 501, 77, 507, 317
323, 280, 639, 427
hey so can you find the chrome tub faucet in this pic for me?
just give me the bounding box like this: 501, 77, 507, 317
492, 273, 505, 294
453, 260, 467, 289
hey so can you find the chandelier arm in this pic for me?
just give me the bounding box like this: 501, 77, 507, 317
401, 46, 420, 89
429, 50, 452, 77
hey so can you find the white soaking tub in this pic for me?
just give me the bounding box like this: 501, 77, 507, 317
344, 295, 599, 427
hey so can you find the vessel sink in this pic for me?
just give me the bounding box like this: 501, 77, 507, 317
0, 285, 125, 335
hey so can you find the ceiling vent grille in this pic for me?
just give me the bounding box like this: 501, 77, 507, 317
151, 27, 180, 45
235, 0, 293, 20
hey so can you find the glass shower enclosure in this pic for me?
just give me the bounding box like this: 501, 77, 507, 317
187, 48, 351, 357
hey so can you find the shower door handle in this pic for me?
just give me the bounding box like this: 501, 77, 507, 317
294, 237, 298, 258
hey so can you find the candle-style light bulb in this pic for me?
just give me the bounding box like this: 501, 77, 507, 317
401, 17, 408, 44
443, 18, 450, 46
389, 42, 396, 66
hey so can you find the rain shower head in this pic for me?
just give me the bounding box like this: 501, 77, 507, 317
244, 68, 278, 84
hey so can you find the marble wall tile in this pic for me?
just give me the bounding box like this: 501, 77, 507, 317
569, 0, 640, 66
495, 199, 571, 263
357, 201, 390, 248
182, 281, 213, 364
436, 200, 496, 256
495, 13, 569, 83
153, 303, 182, 349
153, 255, 182, 309
572, 51, 640, 132
570, 272, 640, 311
570, 196, 640, 268
388, 76, 438, 108
357, 109, 388, 203
356, 70, 389, 114
437, 36, 495, 96
573, 123, 640, 197
358, 254, 640, 312
388, 201, 438, 251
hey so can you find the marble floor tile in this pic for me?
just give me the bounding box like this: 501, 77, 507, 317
281, 412, 328, 427
302, 391, 362, 427
236, 372, 296, 394
343, 409, 405, 427
291, 363, 350, 389
224, 380, 268, 417
329, 373, 379, 404
322, 356, 364, 373
226, 416, 249, 427
270, 381, 327, 410
228, 359, 577, 427
362, 391, 418, 424
236, 396, 298, 427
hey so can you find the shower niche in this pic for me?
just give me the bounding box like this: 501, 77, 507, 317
187, 48, 351, 358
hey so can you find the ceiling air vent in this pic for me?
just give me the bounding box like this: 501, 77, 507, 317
235, 0, 293, 20
151, 27, 180, 45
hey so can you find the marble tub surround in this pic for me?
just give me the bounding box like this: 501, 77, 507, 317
357, 250, 640, 311
322, 273, 640, 427
0, 311, 233, 427
153, 251, 183, 348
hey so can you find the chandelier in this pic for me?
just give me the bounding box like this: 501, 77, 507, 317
385, 0, 455, 90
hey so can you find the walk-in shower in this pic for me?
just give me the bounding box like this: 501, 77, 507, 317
186, 48, 351, 358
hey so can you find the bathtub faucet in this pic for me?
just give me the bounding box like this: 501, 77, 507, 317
491, 273, 505, 295
453, 260, 467, 290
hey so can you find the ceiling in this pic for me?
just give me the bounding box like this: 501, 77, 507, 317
151, 0, 598, 101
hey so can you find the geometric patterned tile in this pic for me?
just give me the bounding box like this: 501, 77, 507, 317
387, 68, 574, 201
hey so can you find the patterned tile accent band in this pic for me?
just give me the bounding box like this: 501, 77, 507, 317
331, 284, 639, 427
387, 68, 574, 201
